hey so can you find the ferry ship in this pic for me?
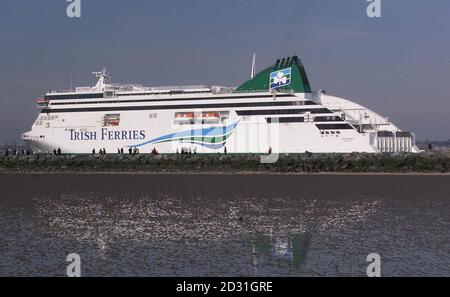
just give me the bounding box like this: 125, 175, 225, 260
22, 55, 420, 154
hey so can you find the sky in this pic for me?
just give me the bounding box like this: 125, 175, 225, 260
0, 0, 449, 143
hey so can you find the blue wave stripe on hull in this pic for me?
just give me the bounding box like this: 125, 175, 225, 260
129, 120, 240, 148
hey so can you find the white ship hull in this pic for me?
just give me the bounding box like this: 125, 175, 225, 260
22, 56, 420, 154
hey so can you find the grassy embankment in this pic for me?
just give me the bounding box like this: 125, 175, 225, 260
0, 152, 449, 173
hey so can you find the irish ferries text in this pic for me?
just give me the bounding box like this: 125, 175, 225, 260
70, 129, 145, 141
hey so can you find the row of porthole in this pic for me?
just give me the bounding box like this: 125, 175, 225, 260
320, 130, 341, 136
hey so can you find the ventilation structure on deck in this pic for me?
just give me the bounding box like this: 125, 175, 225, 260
375, 131, 415, 153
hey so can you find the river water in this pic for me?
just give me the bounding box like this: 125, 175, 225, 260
0, 173, 448, 276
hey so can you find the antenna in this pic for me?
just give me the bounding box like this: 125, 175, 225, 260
92, 68, 109, 81
251, 52, 256, 79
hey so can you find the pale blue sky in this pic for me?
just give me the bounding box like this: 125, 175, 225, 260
0, 0, 449, 142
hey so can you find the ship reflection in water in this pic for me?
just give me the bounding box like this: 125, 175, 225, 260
0, 174, 449, 276
247, 232, 312, 273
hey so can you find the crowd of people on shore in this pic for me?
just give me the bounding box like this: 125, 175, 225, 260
3, 149, 32, 156
3, 145, 268, 157
176, 147, 197, 155
89, 147, 159, 156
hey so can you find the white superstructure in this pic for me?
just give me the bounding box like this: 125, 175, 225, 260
22, 56, 420, 154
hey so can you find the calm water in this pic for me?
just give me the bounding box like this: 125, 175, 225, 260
0, 173, 448, 276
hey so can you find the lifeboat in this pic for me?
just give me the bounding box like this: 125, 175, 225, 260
108, 118, 120, 126
199, 111, 220, 124
174, 112, 195, 124
103, 114, 120, 126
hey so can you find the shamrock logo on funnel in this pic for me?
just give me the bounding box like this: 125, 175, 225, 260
270, 67, 292, 89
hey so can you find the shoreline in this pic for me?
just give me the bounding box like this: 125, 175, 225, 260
1, 170, 450, 176
1, 152, 449, 175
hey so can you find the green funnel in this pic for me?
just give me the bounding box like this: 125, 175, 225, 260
235, 55, 312, 93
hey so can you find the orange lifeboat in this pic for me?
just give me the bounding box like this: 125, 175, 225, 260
174, 112, 195, 124
201, 111, 220, 118
175, 112, 195, 119
200, 111, 220, 124
108, 118, 120, 126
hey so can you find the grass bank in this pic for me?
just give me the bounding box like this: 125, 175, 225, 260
1, 152, 449, 174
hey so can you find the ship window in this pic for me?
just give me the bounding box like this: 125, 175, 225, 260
236, 108, 332, 116
149, 113, 158, 119
266, 117, 304, 123
45, 93, 104, 100
104, 91, 115, 98
103, 114, 120, 126
314, 116, 342, 122
35, 117, 43, 126
316, 124, 354, 130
